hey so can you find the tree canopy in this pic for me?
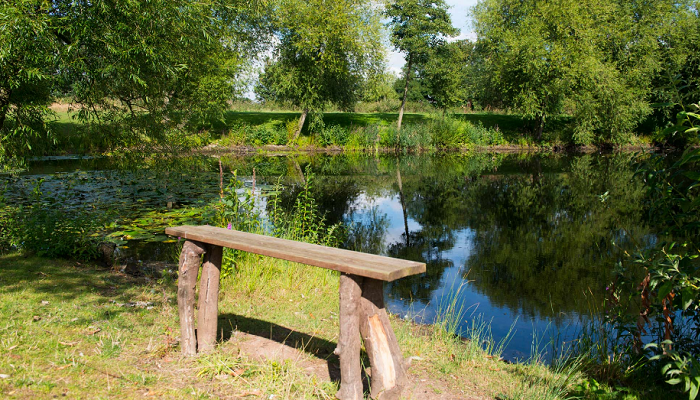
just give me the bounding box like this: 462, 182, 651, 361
471, 0, 697, 144
255, 0, 383, 139
385, 0, 458, 130
1, 0, 269, 159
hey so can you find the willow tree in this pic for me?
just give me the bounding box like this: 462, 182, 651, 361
472, 0, 687, 144
61, 0, 269, 143
421, 39, 472, 116
256, 0, 383, 140
1, 0, 268, 162
0, 1, 60, 162
385, 0, 458, 132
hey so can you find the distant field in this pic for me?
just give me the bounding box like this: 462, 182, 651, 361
45, 105, 576, 154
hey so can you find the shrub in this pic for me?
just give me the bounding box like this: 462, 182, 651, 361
2, 179, 105, 260
318, 125, 350, 146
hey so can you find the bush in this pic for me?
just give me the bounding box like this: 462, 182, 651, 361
1, 179, 105, 260
604, 104, 700, 399
318, 124, 350, 146
399, 123, 432, 149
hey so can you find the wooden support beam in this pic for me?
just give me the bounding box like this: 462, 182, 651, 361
197, 244, 223, 353
177, 240, 206, 356
335, 273, 364, 400
359, 278, 407, 400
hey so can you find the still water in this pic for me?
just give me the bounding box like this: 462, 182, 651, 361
3, 152, 656, 360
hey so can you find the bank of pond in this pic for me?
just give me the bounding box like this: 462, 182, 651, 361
1, 151, 697, 399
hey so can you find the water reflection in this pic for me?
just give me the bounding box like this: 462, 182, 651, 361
3, 152, 657, 359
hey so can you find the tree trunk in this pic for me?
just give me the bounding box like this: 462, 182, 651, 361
197, 244, 223, 353
335, 273, 364, 400
396, 55, 413, 136
359, 278, 407, 399
293, 109, 309, 142
177, 240, 206, 356
536, 113, 545, 141
396, 158, 409, 247
0, 87, 11, 131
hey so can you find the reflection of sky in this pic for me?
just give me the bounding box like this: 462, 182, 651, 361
350, 190, 584, 362
349, 193, 421, 253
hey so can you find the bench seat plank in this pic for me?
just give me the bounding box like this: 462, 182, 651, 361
165, 225, 425, 281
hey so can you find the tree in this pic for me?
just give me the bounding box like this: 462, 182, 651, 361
60, 0, 265, 144
361, 70, 398, 103
0, 1, 60, 161
420, 39, 472, 116
255, 0, 383, 140
1, 0, 269, 161
472, 0, 689, 144
385, 0, 458, 132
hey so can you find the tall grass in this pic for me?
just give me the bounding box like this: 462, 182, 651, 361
212, 168, 344, 281
213, 115, 507, 150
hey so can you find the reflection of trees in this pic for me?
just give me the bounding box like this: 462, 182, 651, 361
344, 206, 389, 255
386, 226, 456, 303
212, 152, 653, 320
463, 154, 650, 320
383, 155, 496, 305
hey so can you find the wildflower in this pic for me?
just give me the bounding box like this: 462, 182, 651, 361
227, 223, 232, 230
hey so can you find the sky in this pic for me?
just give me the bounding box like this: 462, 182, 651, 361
386, 0, 479, 75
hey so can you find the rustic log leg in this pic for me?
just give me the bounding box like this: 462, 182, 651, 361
197, 244, 223, 353
177, 240, 206, 356
359, 278, 407, 400
335, 273, 364, 400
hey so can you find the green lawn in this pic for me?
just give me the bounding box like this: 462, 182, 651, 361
0, 249, 686, 399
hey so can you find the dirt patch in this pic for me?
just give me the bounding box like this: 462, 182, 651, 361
222, 330, 480, 399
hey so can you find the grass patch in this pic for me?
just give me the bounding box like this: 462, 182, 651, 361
0, 250, 599, 400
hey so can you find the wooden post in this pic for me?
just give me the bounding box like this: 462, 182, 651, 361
197, 244, 223, 353
335, 273, 364, 400
177, 240, 206, 356
359, 278, 407, 400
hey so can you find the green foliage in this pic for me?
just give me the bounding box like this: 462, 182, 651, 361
385, 0, 458, 62
3, 179, 104, 260
420, 40, 472, 112
267, 170, 344, 247
215, 172, 263, 235
605, 104, 700, 399
651, 343, 700, 400
361, 70, 398, 103
1, 0, 269, 159
471, 0, 687, 144
256, 0, 383, 118
213, 168, 344, 277
385, 0, 458, 130
0, 0, 58, 162
318, 125, 350, 147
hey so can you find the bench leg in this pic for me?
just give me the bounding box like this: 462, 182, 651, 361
335, 273, 364, 400
197, 244, 223, 353
359, 278, 407, 400
177, 240, 206, 356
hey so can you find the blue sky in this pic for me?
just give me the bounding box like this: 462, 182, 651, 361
386, 0, 479, 74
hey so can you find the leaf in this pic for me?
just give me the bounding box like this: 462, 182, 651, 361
690, 383, 699, 400
684, 171, 700, 181
667, 378, 683, 385
657, 281, 674, 301
651, 102, 676, 108
678, 287, 694, 310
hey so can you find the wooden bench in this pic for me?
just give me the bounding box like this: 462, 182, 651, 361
165, 225, 425, 400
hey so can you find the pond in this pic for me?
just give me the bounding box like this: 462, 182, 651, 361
1, 151, 658, 360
